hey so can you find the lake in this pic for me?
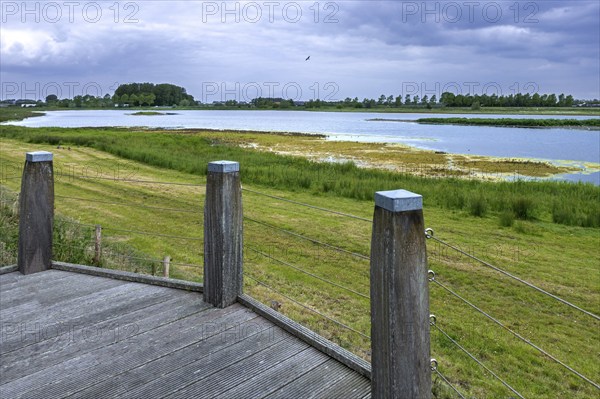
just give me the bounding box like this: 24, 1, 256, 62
4, 109, 600, 184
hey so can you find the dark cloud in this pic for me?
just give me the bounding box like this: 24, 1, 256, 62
1, 0, 598, 100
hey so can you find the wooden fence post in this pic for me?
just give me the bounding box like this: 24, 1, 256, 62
93, 224, 102, 266
18, 151, 54, 275
370, 189, 431, 399
203, 161, 243, 308
163, 256, 170, 278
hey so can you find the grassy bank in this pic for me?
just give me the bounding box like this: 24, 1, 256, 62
1, 126, 598, 227
411, 117, 600, 128
0, 108, 45, 123
0, 135, 598, 398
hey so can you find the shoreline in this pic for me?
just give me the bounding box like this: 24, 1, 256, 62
3, 105, 600, 117
2, 109, 598, 184
368, 117, 600, 130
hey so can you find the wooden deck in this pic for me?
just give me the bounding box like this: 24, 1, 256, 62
0, 269, 371, 398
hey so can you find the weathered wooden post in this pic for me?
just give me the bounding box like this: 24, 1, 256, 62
163, 255, 170, 278
18, 151, 54, 275
370, 189, 431, 399
203, 161, 243, 308
93, 224, 102, 266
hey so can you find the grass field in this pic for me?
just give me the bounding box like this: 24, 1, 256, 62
0, 121, 599, 398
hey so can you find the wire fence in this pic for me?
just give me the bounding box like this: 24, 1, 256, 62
432, 365, 468, 399
53, 173, 206, 187
431, 319, 525, 399
19, 171, 206, 278
244, 216, 370, 261
242, 187, 371, 222
245, 274, 371, 341
55, 195, 201, 214
425, 228, 599, 321
4, 169, 599, 397
426, 227, 600, 396
429, 271, 600, 390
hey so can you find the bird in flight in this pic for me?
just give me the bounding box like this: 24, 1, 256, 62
305, 56, 310, 61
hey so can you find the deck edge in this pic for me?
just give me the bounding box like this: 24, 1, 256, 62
0, 264, 18, 275
51, 261, 204, 292
237, 293, 372, 380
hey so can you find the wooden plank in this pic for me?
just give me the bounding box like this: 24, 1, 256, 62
168, 337, 309, 398
0, 283, 180, 366
69, 316, 276, 398
0, 294, 214, 397
0, 290, 205, 385
13, 304, 250, 399
262, 358, 355, 399
118, 323, 291, 399
0, 266, 18, 275
0, 271, 18, 284
0, 274, 125, 321
318, 369, 371, 399
0, 281, 154, 351
212, 347, 330, 399
0, 271, 127, 314
0, 270, 75, 295
238, 293, 371, 379
51, 262, 203, 292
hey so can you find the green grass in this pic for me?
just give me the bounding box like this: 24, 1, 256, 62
0, 128, 598, 398
415, 117, 600, 128
0, 126, 598, 228
0, 108, 45, 123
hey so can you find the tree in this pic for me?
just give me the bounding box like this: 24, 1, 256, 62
378, 94, 386, 105
404, 94, 411, 105
114, 82, 194, 106
45, 94, 58, 104
394, 95, 402, 107
440, 92, 456, 106
430, 95, 437, 105
565, 95, 574, 107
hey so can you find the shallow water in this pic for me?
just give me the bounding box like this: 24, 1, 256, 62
5, 109, 599, 184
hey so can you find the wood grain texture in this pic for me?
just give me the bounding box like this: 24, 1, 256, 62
203, 167, 243, 308
0, 270, 371, 398
370, 207, 431, 399
17, 159, 54, 275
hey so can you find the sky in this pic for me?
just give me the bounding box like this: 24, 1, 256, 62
1, 0, 599, 102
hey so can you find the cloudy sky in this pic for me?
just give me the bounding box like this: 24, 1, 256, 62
1, 0, 599, 102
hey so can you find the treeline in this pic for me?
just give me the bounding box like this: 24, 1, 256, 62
319, 92, 580, 109
250, 97, 295, 108
439, 92, 575, 108
113, 83, 195, 107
